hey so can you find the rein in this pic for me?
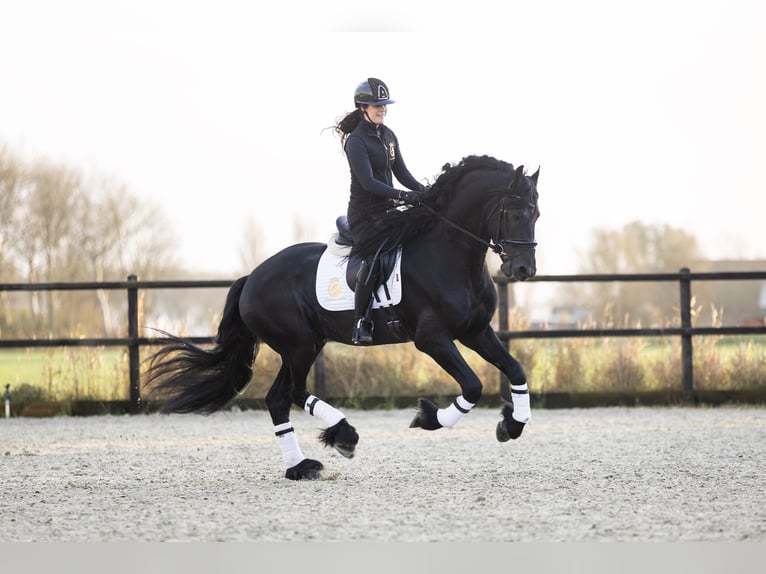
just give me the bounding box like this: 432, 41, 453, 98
421, 201, 537, 258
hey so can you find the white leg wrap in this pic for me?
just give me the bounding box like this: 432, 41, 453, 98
437, 395, 475, 428
304, 395, 345, 427
511, 384, 531, 423
274, 422, 304, 468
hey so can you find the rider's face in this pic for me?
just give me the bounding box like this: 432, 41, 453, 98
363, 104, 387, 125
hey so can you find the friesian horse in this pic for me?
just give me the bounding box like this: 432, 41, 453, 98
145, 155, 540, 480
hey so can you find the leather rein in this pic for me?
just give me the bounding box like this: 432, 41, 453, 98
421, 195, 537, 258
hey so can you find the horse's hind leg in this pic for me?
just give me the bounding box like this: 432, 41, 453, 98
287, 346, 359, 459
266, 364, 323, 480
304, 395, 359, 458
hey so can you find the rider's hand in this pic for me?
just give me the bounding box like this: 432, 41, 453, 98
398, 190, 425, 205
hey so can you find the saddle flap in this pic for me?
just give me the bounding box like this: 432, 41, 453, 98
345, 250, 399, 293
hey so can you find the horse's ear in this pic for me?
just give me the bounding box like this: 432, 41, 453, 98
508, 165, 525, 191
531, 167, 540, 183
506, 164, 526, 190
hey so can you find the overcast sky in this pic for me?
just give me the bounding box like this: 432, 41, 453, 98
2, 0, 764, 277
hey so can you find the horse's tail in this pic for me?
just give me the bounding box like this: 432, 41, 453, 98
145, 275, 257, 414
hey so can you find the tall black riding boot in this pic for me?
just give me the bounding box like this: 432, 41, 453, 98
351, 261, 376, 345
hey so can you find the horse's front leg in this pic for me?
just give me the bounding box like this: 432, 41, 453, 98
459, 326, 531, 442
409, 333, 483, 430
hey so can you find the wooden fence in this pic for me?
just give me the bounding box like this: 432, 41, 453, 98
1, 269, 765, 413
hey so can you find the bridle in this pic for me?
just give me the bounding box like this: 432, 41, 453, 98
420, 171, 537, 259
487, 195, 538, 256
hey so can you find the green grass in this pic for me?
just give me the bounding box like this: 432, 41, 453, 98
2, 334, 765, 404
1, 347, 129, 402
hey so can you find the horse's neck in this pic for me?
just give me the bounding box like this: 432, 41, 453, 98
438, 194, 491, 247
425, 222, 489, 275
442, 173, 498, 232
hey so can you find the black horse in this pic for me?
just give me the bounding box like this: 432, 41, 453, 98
145, 155, 540, 480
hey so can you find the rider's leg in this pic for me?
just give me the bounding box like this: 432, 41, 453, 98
351, 259, 377, 345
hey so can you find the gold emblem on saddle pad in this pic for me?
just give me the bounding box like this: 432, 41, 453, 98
328, 277, 343, 298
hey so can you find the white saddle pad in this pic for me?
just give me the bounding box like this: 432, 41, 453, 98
315, 236, 402, 312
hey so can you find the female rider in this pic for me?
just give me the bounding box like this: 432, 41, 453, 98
334, 77, 425, 345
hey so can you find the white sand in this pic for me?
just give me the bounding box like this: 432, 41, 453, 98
1, 406, 764, 541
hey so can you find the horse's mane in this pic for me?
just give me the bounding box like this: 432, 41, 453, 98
350, 155, 514, 259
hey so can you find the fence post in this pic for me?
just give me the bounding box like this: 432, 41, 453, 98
496, 276, 510, 396
127, 274, 142, 414
679, 267, 694, 398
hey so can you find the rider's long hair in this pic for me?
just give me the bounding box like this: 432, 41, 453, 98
332, 108, 364, 148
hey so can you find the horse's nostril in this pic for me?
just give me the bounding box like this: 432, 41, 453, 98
514, 265, 535, 281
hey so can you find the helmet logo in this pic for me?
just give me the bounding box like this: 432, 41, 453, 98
355, 78, 393, 106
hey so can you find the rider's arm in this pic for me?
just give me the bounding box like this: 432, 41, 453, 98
391, 141, 425, 192
346, 137, 406, 200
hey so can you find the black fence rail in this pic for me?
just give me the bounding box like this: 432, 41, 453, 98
0, 276, 232, 413
495, 268, 766, 396
2, 269, 765, 413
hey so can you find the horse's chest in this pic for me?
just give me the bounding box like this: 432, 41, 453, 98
440, 285, 495, 327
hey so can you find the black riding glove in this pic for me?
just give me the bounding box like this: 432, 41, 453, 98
398, 190, 425, 205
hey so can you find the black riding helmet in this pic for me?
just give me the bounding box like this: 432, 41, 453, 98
354, 77, 395, 107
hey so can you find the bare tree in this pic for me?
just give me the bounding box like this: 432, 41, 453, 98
0, 146, 22, 334
66, 175, 178, 334
565, 221, 706, 327
0, 145, 21, 278
237, 213, 318, 273
8, 158, 81, 332
0, 146, 179, 336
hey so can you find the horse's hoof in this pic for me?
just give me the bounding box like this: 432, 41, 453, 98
496, 402, 525, 442
285, 458, 324, 480
319, 418, 359, 459
409, 398, 443, 430
496, 419, 525, 442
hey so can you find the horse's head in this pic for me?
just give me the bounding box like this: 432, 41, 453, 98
492, 165, 540, 281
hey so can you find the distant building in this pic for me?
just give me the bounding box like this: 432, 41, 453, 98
545, 304, 591, 329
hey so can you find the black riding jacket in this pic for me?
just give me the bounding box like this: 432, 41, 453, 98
345, 120, 423, 230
